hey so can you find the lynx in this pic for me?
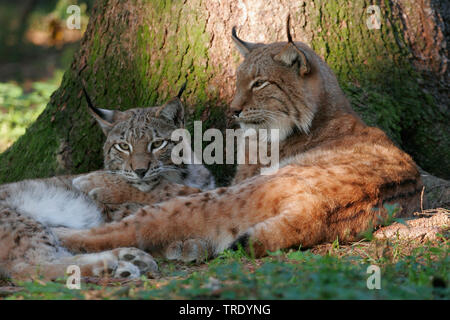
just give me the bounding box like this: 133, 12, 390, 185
0, 85, 214, 279
56, 18, 422, 262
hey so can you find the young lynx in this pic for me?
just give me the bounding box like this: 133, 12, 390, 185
57, 18, 422, 261
0, 85, 214, 279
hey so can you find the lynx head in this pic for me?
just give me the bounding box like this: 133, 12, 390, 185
83, 84, 187, 187
231, 16, 340, 140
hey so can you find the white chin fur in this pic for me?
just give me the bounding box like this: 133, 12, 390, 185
239, 117, 295, 142
2, 181, 104, 229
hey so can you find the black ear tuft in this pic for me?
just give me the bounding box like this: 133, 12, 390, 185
286, 14, 293, 43
231, 26, 260, 57
81, 84, 95, 111
81, 80, 118, 134
177, 81, 187, 99
273, 16, 311, 78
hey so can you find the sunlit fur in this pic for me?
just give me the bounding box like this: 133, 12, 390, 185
231, 42, 326, 141
57, 26, 423, 262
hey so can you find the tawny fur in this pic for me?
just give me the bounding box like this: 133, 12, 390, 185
57, 24, 422, 259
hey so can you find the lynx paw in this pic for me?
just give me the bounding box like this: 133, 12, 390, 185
92, 260, 140, 279
88, 248, 159, 279
114, 247, 159, 277
164, 239, 210, 262
72, 172, 117, 203
73, 173, 99, 191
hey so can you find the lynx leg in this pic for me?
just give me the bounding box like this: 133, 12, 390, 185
73, 171, 203, 205
1, 205, 157, 279
231, 216, 326, 257
55, 171, 306, 254
56, 163, 420, 259
71, 247, 158, 278
10, 247, 158, 280
232, 200, 382, 257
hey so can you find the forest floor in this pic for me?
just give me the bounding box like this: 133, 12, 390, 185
1, 208, 448, 300
1, 228, 448, 300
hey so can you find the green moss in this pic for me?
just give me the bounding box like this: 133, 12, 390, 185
1, 0, 447, 183
0, 0, 230, 184
309, 0, 449, 177
131, 0, 233, 183
133, 0, 214, 107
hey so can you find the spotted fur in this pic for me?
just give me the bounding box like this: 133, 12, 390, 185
57, 20, 422, 261
0, 91, 214, 279
85, 92, 215, 192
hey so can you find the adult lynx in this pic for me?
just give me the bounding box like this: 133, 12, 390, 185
57, 18, 422, 260
0, 86, 214, 279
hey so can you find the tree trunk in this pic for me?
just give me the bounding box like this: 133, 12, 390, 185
0, 0, 448, 186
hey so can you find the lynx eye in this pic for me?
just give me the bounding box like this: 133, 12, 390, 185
150, 140, 167, 153
115, 142, 130, 153
251, 79, 269, 91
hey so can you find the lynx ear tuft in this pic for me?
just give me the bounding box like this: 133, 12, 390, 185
231, 26, 259, 57
177, 81, 187, 99
81, 82, 121, 135
286, 14, 293, 43
273, 15, 310, 77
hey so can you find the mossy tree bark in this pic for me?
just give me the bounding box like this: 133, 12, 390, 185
0, 0, 448, 185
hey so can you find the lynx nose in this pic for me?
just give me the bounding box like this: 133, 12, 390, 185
233, 110, 242, 117
134, 169, 147, 179
230, 94, 245, 118
230, 105, 243, 118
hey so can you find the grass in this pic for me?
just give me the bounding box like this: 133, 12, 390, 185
0, 72, 62, 152
0, 0, 88, 152
1, 236, 448, 300
2, 207, 447, 300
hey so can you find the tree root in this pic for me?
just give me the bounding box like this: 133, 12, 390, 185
374, 208, 449, 242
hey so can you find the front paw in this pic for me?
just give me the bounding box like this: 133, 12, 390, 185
113, 247, 159, 278
73, 172, 107, 194
73, 172, 118, 203
81, 248, 159, 279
